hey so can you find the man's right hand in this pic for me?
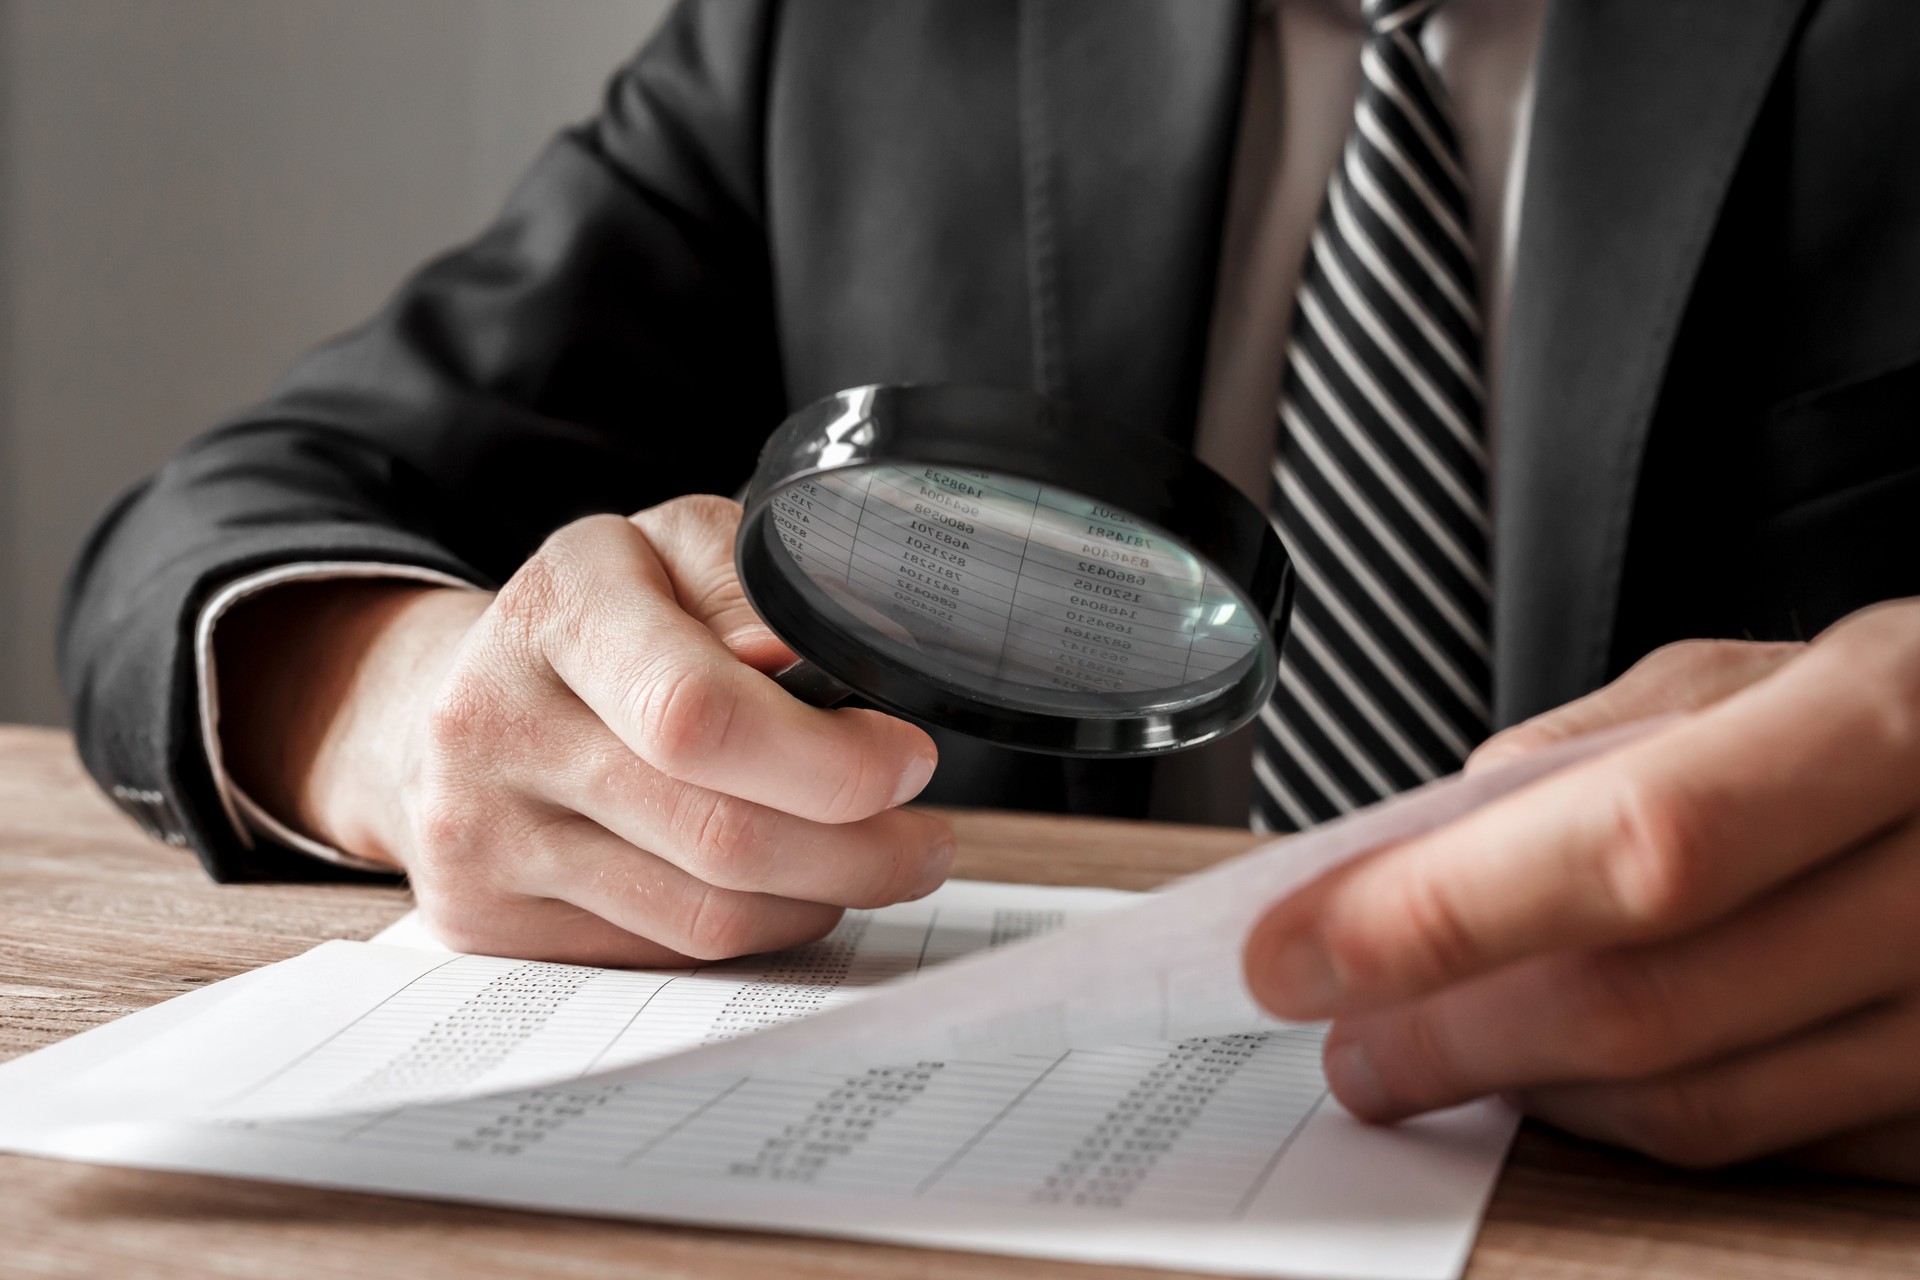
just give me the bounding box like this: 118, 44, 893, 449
217, 496, 953, 965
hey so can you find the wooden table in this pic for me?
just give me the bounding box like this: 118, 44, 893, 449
4, 724, 1918, 1279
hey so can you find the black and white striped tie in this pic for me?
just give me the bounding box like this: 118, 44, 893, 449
1253, 0, 1492, 833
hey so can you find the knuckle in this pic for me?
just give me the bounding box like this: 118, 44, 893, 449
810, 713, 904, 823
1472, 723, 1551, 761
585, 745, 658, 818
423, 659, 546, 771
1837, 618, 1920, 753
411, 788, 480, 860
1562, 951, 1678, 1078
1633, 638, 1721, 677
495, 536, 570, 629
662, 492, 743, 530
1737, 639, 1807, 671
680, 570, 751, 635
675, 884, 763, 961
423, 674, 485, 752
1339, 873, 1483, 990
674, 790, 770, 889
1602, 776, 1715, 932
1829, 598, 1920, 647
496, 514, 627, 651
1630, 636, 1802, 702
1617, 1079, 1746, 1169
819, 750, 882, 824
424, 662, 503, 751
556, 510, 636, 553
634, 662, 737, 776
631, 494, 742, 565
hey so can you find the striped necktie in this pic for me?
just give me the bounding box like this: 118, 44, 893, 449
1252, 0, 1492, 833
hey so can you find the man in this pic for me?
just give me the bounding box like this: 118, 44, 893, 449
60, 0, 1920, 1181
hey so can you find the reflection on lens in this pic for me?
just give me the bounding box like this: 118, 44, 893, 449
767, 465, 1262, 708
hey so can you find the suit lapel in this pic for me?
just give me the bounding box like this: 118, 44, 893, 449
1494, 0, 1810, 722
1019, 0, 1813, 725
1018, 0, 1249, 446
1014, 1, 1247, 818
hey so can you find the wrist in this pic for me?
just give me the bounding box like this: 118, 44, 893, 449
217, 582, 490, 867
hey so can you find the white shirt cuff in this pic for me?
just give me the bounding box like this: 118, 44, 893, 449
194, 561, 479, 872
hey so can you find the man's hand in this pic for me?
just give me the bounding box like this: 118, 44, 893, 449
219, 496, 953, 966
1242, 602, 1920, 1183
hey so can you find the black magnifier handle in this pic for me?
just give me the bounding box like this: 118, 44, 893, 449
773, 658, 858, 708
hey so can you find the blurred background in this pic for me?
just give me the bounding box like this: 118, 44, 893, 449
0, 0, 673, 725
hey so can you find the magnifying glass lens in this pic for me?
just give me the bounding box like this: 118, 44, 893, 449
765, 464, 1265, 716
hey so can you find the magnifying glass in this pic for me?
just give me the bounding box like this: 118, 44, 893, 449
735, 384, 1295, 756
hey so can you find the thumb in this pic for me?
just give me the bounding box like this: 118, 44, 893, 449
1467, 638, 1802, 774
630, 495, 800, 676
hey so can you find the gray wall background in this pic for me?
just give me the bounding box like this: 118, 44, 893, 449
0, 0, 673, 725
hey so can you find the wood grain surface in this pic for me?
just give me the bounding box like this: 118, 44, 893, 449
3, 723, 1918, 1279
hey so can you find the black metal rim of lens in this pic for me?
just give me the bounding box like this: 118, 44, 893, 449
735, 383, 1296, 757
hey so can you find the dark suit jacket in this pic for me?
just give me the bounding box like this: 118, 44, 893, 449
58, 0, 1920, 882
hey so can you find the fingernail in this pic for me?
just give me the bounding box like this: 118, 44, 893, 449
1325, 1039, 1389, 1119
890, 752, 936, 808
909, 838, 955, 900
1257, 935, 1343, 1018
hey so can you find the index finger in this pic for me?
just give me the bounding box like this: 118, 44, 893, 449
1244, 606, 1920, 1020
631, 494, 799, 674
509, 513, 937, 824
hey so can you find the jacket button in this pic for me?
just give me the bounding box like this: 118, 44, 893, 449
110, 784, 181, 844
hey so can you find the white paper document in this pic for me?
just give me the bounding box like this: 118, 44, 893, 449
0, 731, 1646, 1277
0, 881, 1508, 1279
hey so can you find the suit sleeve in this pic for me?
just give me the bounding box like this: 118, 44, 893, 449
57, 0, 790, 883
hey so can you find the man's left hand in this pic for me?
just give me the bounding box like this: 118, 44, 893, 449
1242, 600, 1920, 1183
